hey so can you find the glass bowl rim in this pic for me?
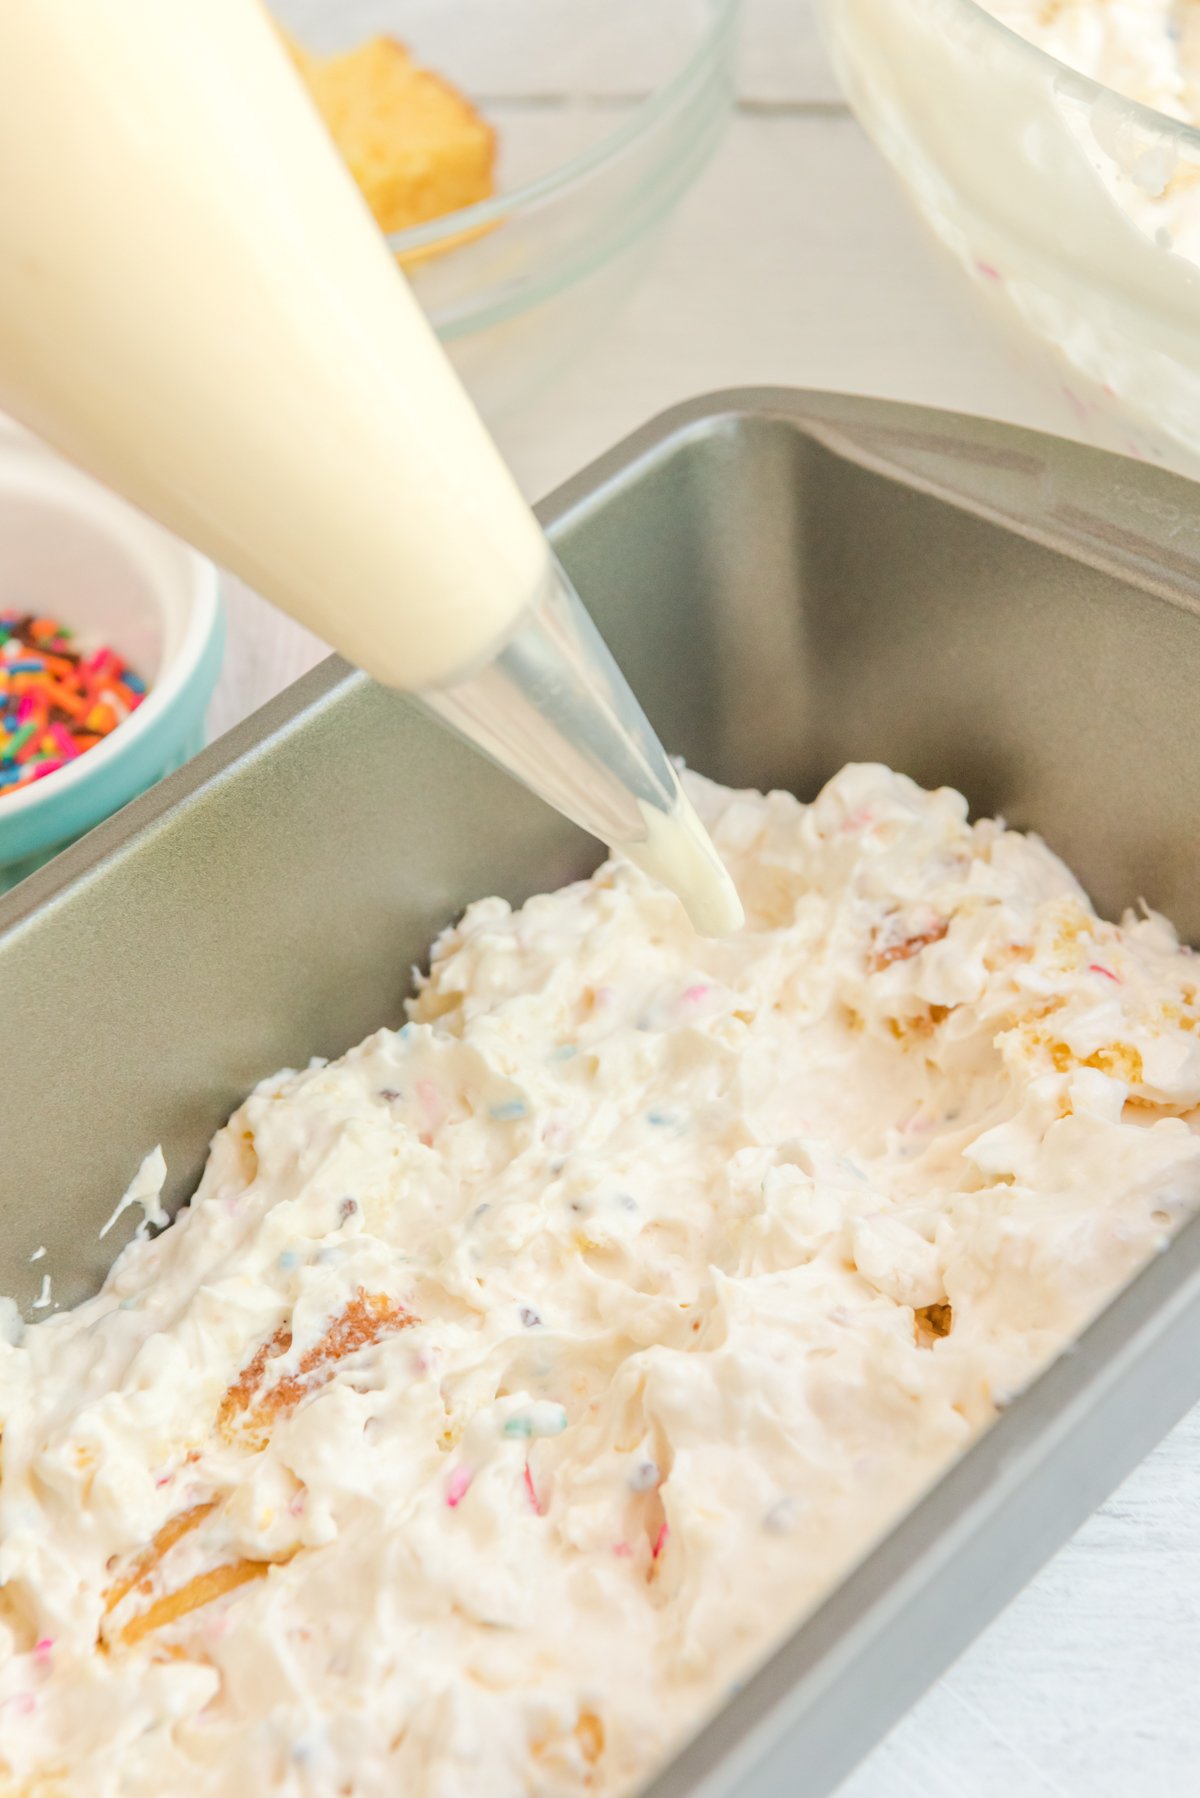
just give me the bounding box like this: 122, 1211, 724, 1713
950, 0, 1200, 158
385, 0, 741, 256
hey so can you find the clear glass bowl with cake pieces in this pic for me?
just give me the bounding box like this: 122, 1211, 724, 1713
816, 0, 1200, 479
273, 0, 739, 426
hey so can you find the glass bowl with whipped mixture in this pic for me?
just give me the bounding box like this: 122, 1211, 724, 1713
272, 0, 738, 424
817, 0, 1200, 476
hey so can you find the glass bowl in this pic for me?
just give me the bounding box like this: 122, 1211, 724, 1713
817, 0, 1200, 477
274, 0, 739, 424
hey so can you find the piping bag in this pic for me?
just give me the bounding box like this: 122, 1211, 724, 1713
0, 0, 742, 937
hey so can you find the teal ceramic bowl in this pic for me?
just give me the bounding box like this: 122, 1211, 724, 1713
0, 425, 224, 891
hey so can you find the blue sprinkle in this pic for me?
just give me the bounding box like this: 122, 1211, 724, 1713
278, 1250, 298, 1270
399, 1022, 415, 1041
122, 670, 147, 694
549, 1044, 578, 1062
504, 1402, 567, 1439
489, 1098, 528, 1122
646, 1111, 674, 1128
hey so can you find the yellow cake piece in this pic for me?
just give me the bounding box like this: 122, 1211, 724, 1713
286, 32, 496, 257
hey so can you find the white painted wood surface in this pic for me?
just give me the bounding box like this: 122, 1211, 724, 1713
206, 5, 1200, 1793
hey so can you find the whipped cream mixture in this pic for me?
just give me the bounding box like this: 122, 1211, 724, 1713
983, 0, 1200, 121
981, 0, 1200, 252
4, 765, 1200, 1797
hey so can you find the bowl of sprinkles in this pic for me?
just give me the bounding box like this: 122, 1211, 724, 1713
0, 421, 223, 891
0, 612, 149, 797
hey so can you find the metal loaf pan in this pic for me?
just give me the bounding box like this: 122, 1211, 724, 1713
5, 391, 1200, 1796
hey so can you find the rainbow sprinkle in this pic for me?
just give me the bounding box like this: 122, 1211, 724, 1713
523, 1462, 543, 1515
0, 611, 147, 799
445, 1466, 473, 1509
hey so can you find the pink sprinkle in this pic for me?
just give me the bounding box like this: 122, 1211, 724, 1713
80, 647, 113, 680
416, 1079, 443, 1134
16, 692, 34, 725
651, 1520, 669, 1560
975, 258, 1002, 282
289, 1492, 307, 1516
446, 1466, 473, 1509
1089, 964, 1120, 984
524, 1462, 543, 1516
612, 1541, 633, 1558
682, 984, 710, 1006
49, 721, 80, 760
33, 1638, 53, 1665
155, 1473, 173, 1489
30, 758, 64, 781
841, 806, 875, 834
1062, 386, 1089, 425
2, 1690, 36, 1715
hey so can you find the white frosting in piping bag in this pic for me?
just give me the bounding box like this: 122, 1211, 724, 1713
3, 764, 1200, 1795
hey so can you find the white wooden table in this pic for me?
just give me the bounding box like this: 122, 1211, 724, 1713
208, 5, 1200, 1792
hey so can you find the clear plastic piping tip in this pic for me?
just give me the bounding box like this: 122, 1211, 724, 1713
417, 556, 744, 937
